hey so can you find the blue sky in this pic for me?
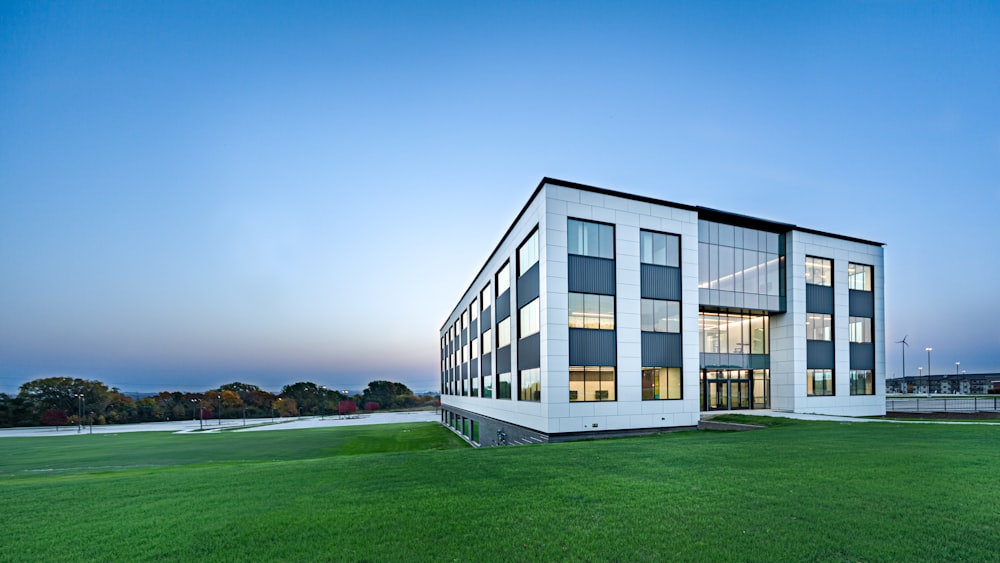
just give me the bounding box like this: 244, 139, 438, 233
1, 1, 998, 394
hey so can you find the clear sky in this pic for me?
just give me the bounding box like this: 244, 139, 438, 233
1, 1, 998, 394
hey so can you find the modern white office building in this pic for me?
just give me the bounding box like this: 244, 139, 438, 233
440, 178, 885, 445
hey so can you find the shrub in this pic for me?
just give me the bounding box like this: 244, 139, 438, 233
41, 409, 68, 427
364, 402, 379, 412
338, 400, 357, 415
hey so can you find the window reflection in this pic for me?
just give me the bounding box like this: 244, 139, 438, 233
697, 220, 783, 309
849, 317, 872, 343
807, 369, 834, 396
699, 312, 769, 354
806, 313, 832, 341
496, 262, 510, 295
848, 263, 872, 291
850, 370, 874, 395
805, 256, 832, 286
519, 298, 540, 337
519, 368, 541, 401
518, 230, 539, 276
568, 293, 615, 330
640, 230, 680, 267
640, 299, 680, 333
568, 219, 614, 259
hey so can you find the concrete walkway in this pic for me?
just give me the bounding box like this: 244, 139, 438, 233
0, 411, 442, 438
710, 409, 1000, 425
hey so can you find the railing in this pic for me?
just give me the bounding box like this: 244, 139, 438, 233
886, 397, 1000, 413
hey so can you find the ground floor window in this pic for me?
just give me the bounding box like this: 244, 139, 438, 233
471, 375, 479, 397
850, 370, 874, 395
497, 373, 512, 399
482, 375, 493, 398
569, 366, 616, 402
807, 369, 834, 396
700, 369, 769, 411
461, 376, 468, 396
642, 367, 681, 400
519, 368, 541, 401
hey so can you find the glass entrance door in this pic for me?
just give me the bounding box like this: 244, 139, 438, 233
701, 369, 763, 411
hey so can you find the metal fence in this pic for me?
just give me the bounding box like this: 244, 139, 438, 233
886, 397, 1000, 413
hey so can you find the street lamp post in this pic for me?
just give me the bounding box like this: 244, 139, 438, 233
320, 386, 326, 420
74, 393, 84, 434
190, 399, 197, 422
926, 347, 933, 396
956, 361, 960, 375
218, 394, 222, 426
918, 367, 923, 393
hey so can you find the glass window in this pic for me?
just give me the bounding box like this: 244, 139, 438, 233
496, 262, 510, 295
519, 298, 540, 338
805, 256, 832, 286
481, 284, 492, 310
848, 263, 872, 291
471, 337, 479, 359
849, 317, 872, 343
569, 366, 616, 402
568, 293, 615, 330
640, 230, 680, 267
462, 343, 468, 363
519, 368, 541, 401
568, 219, 614, 259
518, 230, 539, 276
497, 373, 511, 399
461, 310, 468, 332
641, 367, 682, 400
806, 313, 832, 341
482, 374, 493, 398
850, 370, 874, 395
497, 317, 511, 348
807, 369, 834, 396
470, 298, 478, 322
481, 328, 492, 355
470, 374, 479, 397
641, 299, 680, 333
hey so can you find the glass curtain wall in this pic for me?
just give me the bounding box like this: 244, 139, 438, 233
698, 220, 784, 311
699, 312, 770, 411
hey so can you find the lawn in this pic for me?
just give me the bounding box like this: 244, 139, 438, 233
2, 418, 998, 561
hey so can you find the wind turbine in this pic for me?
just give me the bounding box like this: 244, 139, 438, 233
896, 336, 909, 389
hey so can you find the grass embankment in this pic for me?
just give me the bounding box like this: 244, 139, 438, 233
2, 418, 999, 561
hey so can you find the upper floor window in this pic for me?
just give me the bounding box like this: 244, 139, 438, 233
461, 310, 468, 332
849, 317, 872, 343
518, 230, 539, 276
805, 256, 832, 286
640, 230, 680, 267
806, 313, 832, 341
848, 263, 872, 291
497, 317, 511, 348
641, 299, 680, 333
496, 262, 510, 295
568, 219, 614, 259
568, 293, 615, 330
470, 298, 478, 322
519, 298, 540, 338
481, 328, 492, 355
480, 284, 492, 311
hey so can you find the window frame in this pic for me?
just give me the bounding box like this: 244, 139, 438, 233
568, 292, 616, 331
805, 256, 833, 287
568, 366, 617, 402
848, 263, 873, 292
518, 228, 540, 277
807, 369, 835, 396
567, 218, 615, 260
640, 229, 681, 267
641, 367, 682, 400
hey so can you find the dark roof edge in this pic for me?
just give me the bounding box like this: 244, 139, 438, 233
440, 178, 548, 330
441, 177, 884, 331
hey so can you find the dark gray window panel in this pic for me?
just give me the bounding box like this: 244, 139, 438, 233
699, 354, 770, 370
850, 342, 875, 370
471, 362, 479, 378
481, 352, 492, 376
568, 329, 617, 366
517, 262, 540, 309
496, 291, 511, 321
481, 307, 492, 331
641, 332, 683, 367
462, 328, 468, 346
849, 290, 875, 318
568, 255, 616, 295
640, 264, 682, 301
462, 364, 468, 379
806, 284, 834, 314
470, 319, 478, 336
518, 333, 541, 371
807, 340, 835, 369
497, 346, 512, 374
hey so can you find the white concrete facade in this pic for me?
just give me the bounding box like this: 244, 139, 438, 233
440, 179, 886, 441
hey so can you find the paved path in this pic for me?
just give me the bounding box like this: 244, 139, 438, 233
0, 411, 442, 438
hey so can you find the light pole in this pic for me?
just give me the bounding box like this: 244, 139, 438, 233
956, 361, 960, 375
320, 386, 326, 420
925, 347, 933, 396
74, 393, 84, 434
190, 399, 197, 422
918, 367, 923, 393
218, 394, 222, 426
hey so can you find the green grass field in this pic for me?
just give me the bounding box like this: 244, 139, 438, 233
2, 418, 999, 561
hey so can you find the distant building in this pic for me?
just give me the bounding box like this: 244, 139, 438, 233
440, 178, 885, 445
886, 373, 1000, 395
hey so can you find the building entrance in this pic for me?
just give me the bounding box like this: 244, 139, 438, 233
700, 369, 770, 411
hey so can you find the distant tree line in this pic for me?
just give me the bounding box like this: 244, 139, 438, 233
0, 377, 440, 428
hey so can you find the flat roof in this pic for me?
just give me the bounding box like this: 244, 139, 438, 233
442, 177, 884, 330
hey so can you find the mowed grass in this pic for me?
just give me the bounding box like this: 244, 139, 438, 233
2, 419, 999, 562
